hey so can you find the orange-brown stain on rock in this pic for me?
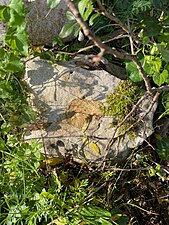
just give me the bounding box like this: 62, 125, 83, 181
67, 99, 103, 129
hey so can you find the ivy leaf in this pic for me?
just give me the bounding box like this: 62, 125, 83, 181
47, 0, 61, 9
59, 21, 76, 38
125, 61, 143, 82
153, 70, 169, 86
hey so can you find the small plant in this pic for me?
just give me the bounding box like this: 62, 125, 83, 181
100, 80, 142, 135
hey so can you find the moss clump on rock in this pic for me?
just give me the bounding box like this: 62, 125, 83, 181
101, 80, 142, 134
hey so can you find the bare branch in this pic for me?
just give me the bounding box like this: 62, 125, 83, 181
96, 0, 140, 44
65, 0, 152, 93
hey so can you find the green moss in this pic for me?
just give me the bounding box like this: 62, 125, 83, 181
101, 80, 142, 135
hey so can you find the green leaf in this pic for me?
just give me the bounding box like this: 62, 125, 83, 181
80, 205, 111, 218
66, 11, 75, 21
0, 5, 10, 22
89, 13, 100, 26
78, 0, 88, 17
152, 57, 162, 73
125, 61, 143, 82
9, 0, 24, 16
5, 27, 29, 56
162, 93, 169, 111
59, 21, 76, 39
83, 3, 93, 21
47, 0, 61, 9
3, 53, 24, 72
0, 47, 5, 60
9, 8, 25, 26
0, 81, 13, 99
142, 56, 153, 74
161, 48, 169, 63
156, 137, 169, 160
153, 70, 169, 86
141, 16, 161, 37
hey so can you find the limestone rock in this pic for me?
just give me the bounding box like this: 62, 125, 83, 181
24, 57, 157, 165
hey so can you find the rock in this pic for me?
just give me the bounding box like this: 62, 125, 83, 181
24, 57, 157, 166
0, 0, 72, 46
0, 1, 9, 43
0, 20, 7, 43
25, 0, 70, 45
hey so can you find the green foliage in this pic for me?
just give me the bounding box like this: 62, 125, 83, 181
47, 0, 61, 9
59, 0, 97, 39
156, 137, 169, 161
0, 0, 29, 56
0, 1, 168, 224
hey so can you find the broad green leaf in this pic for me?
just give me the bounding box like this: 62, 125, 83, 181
156, 137, 169, 160
5, 28, 29, 56
0, 5, 10, 22
0, 81, 13, 99
4, 59, 24, 72
152, 57, 162, 73
89, 13, 100, 26
141, 16, 160, 37
78, 0, 89, 17
9, 0, 24, 16
83, 3, 93, 21
0, 47, 5, 60
66, 11, 75, 21
153, 70, 168, 86
158, 32, 169, 43
162, 93, 169, 110
47, 0, 61, 9
125, 61, 143, 82
59, 21, 76, 38
142, 56, 153, 74
142, 36, 150, 46
161, 48, 169, 63
158, 92, 169, 119
9, 8, 25, 26
3, 53, 24, 72
150, 44, 158, 55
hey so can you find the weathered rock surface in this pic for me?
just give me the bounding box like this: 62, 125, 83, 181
24, 57, 157, 165
25, 0, 69, 45
0, 0, 71, 46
